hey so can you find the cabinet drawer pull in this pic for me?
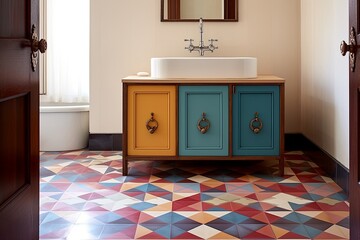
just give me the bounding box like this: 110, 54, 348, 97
197, 112, 210, 134
249, 112, 263, 134
146, 112, 158, 134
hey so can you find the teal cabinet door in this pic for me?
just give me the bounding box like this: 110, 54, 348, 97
233, 86, 280, 156
179, 86, 229, 156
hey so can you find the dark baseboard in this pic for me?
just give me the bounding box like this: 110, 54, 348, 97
285, 133, 349, 195
88, 133, 122, 151
285, 133, 319, 152
89, 132, 349, 195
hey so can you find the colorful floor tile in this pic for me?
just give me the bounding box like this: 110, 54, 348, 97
40, 151, 349, 239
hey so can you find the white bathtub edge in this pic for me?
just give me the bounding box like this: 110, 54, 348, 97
40, 103, 89, 113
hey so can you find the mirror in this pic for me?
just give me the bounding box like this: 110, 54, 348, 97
161, 0, 238, 22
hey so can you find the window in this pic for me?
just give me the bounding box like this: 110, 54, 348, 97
40, 0, 90, 103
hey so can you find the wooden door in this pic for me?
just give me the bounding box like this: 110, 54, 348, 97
345, 0, 360, 238
178, 85, 229, 156
127, 85, 177, 156
232, 85, 280, 156
0, 0, 42, 239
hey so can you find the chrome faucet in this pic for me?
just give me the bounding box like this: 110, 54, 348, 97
185, 18, 218, 56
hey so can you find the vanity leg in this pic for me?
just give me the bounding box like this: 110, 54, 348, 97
279, 155, 285, 176
122, 157, 128, 176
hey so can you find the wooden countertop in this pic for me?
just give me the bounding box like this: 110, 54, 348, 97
122, 75, 285, 84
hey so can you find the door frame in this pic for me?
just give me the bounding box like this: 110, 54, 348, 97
348, 0, 360, 238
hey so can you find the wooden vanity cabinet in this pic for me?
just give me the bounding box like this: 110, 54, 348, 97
122, 76, 285, 176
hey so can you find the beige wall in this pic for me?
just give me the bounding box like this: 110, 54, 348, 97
90, 0, 301, 134
301, 0, 349, 168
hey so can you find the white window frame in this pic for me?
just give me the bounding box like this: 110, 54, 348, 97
39, 0, 47, 95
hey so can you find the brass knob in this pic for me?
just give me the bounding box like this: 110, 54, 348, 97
34, 38, 48, 54
340, 40, 358, 56
340, 27, 359, 72
31, 25, 47, 54
146, 112, 158, 134
340, 40, 350, 56
249, 112, 263, 134
197, 112, 210, 134
29, 25, 47, 71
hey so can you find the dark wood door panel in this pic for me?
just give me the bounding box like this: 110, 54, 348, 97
0, 0, 28, 38
0, 94, 30, 207
0, 40, 32, 99
0, 0, 40, 239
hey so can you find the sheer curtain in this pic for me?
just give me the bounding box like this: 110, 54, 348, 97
42, 0, 89, 103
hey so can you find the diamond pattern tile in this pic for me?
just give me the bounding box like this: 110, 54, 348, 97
40, 151, 349, 239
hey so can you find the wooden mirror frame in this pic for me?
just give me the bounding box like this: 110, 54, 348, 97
161, 0, 238, 22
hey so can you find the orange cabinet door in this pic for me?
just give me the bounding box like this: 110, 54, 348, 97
127, 85, 177, 156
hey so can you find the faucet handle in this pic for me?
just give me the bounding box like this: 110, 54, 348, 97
209, 39, 218, 52
208, 39, 218, 51
185, 39, 194, 51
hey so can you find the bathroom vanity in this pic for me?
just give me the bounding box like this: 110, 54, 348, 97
122, 75, 285, 176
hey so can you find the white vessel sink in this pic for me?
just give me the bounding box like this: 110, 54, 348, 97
151, 57, 257, 78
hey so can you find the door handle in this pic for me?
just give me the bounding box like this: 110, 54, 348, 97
340, 27, 359, 72
340, 41, 357, 55
146, 112, 158, 134
29, 24, 47, 72
249, 112, 263, 134
197, 112, 210, 134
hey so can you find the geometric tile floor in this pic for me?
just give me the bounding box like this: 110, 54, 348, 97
40, 151, 349, 239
